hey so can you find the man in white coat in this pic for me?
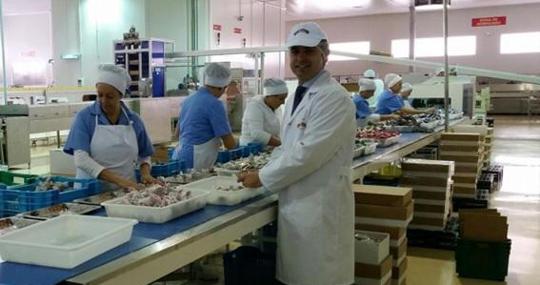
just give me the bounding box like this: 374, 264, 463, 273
238, 22, 356, 285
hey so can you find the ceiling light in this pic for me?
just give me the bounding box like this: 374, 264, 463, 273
414, 0, 450, 11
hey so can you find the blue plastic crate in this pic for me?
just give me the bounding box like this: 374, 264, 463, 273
230, 148, 242, 160
247, 143, 263, 155
217, 151, 232, 164
1, 187, 59, 214
136, 160, 186, 179
239, 146, 251, 158
167, 147, 175, 160
5, 176, 99, 205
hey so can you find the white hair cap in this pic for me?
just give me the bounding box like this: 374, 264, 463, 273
358, 78, 376, 92
263, 78, 288, 97
96, 64, 131, 95
363, 69, 377, 79
384, 73, 403, 88
401, 82, 413, 93
286, 22, 328, 48
204, 63, 231, 88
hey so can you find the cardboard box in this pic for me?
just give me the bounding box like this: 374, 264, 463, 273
356, 201, 414, 221
355, 230, 390, 265
401, 159, 454, 174
453, 175, 478, 184
439, 155, 481, 163
151, 145, 170, 163
414, 203, 447, 213
460, 212, 508, 241
355, 255, 393, 279
355, 224, 406, 241
354, 185, 413, 207
441, 132, 481, 141
392, 257, 408, 280
439, 144, 481, 153
400, 177, 450, 187
355, 272, 392, 285
439, 150, 482, 158
390, 238, 407, 261
411, 216, 447, 227
450, 125, 488, 136
453, 185, 476, 195
391, 277, 406, 285
412, 190, 448, 200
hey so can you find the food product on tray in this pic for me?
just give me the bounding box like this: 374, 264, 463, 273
217, 153, 271, 171
159, 169, 213, 184
216, 185, 245, 192
356, 127, 400, 140
35, 176, 70, 192
113, 184, 192, 207
25, 203, 101, 219
0, 217, 39, 235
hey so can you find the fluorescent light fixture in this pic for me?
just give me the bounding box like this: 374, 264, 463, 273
501, 32, 540, 54
329, 41, 370, 61
392, 36, 476, 58
61, 54, 81, 60
414, 0, 450, 11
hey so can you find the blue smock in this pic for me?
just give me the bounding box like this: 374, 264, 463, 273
376, 89, 404, 115
63, 101, 154, 158
173, 87, 231, 168
352, 95, 371, 119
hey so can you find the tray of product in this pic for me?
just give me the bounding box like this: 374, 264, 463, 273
102, 184, 208, 223
22, 203, 102, 220
0, 215, 137, 269
159, 169, 214, 184
214, 152, 271, 177
357, 128, 400, 148
354, 138, 378, 157
0, 217, 40, 236
73, 190, 128, 206
184, 176, 265, 206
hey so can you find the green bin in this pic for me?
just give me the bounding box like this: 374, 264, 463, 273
456, 238, 511, 281
0, 171, 38, 187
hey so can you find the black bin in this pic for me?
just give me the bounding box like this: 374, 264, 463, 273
224, 246, 280, 285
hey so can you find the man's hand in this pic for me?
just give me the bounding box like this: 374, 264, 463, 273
237, 171, 263, 188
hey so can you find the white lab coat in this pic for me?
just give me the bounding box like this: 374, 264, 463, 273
260, 70, 355, 285
239, 95, 281, 146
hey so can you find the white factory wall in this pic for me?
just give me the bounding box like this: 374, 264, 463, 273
78, 0, 147, 86
51, 0, 81, 87
209, 0, 286, 79
285, 3, 540, 80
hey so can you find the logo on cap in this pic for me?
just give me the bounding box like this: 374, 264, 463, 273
293, 28, 310, 36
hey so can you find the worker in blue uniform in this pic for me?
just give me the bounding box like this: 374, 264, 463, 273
64, 64, 156, 190
171, 63, 236, 170
353, 78, 399, 127
377, 73, 433, 115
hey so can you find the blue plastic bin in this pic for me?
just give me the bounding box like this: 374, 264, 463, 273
217, 151, 232, 164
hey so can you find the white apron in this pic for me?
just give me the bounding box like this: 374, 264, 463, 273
76, 107, 138, 187
193, 137, 221, 170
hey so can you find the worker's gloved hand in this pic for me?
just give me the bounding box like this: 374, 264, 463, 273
117, 178, 140, 191
141, 174, 163, 186
237, 171, 263, 188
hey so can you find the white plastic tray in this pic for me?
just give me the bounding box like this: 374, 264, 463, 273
353, 146, 365, 158
102, 190, 208, 224
363, 143, 378, 155
184, 176, 264, 206
214, 167, 241, 177
0, 215, 137, 269
377, 135, 400, 147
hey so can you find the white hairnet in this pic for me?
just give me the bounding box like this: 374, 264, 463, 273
204, 63, 231, 88
384, 73, 403, 88
263, 78, 288, 97
96, 64, 131, 95
363, 69, 376, 79
358, 78, 376, 92
401, 82, 413, 93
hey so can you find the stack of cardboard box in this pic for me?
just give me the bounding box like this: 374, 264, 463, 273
483, 127, 494, 166
439, 133, 483, 199
400, 159, 455, 231
353, 185, 413, 285
354, 230, 392, 285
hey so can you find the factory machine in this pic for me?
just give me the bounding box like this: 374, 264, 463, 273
0, 97, 184, 170
404, 75, 476, 117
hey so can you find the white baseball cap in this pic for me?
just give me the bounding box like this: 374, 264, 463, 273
358, 78, 376, 92
96, 64, 131, 96
286, 22, 328, 48
263, 78, 288, 97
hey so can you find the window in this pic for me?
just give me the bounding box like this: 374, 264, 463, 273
328, 41, 370, 61
391, 36, 476, 58
501, 32, 540, 54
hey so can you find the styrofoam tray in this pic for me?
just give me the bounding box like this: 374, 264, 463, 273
354, 230, 390, 265
102, 191, 208, 223
183, 176, 265, 206
0, 215, 137, 269
377, 135, 400, 147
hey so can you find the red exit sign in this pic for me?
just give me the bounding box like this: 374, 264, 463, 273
472, 16, 506, 27
213, 24, 222, 31
233, 28, 242, 34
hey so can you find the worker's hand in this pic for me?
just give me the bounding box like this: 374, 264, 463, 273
390, 114, 401, 120
237, 171, 263, 188
426, 107, 436, 114
117, 178, 139, 191
141, 174, 163, 186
